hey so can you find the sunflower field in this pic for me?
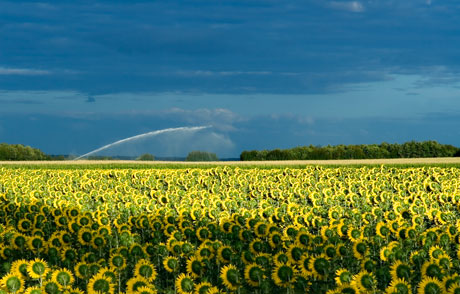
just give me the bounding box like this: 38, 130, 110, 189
0, 166, 460, 294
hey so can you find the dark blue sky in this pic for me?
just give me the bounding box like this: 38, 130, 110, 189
1, 0, 460, 157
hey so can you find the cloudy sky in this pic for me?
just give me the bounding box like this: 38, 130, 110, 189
1, 0, 460, 158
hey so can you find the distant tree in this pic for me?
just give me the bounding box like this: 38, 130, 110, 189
239, 141, 460, 161
0, 143, 49, 160
137, 153, 155, 161
186, 151, 218, 161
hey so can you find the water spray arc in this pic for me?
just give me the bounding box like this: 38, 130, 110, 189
74, 126, 211, 160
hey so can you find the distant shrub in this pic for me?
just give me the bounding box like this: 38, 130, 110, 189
137, 153, 155, 161
186, 151, 218, 161
0, 143, 49, 161
241, 141, 460, 161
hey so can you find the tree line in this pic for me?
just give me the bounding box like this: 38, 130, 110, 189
240, 141, 460, 161
0, 143, 49, 161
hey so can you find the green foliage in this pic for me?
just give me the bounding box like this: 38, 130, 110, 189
240, 141, 460, 161
185, 150, 219, 161
136, 153, 155, 161
0, 143, 49, 161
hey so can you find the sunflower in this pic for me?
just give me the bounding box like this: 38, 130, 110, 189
194, 281, 212, 294
272, 263, 297, 288
335, 269, 353, 286
91, 234, 106, 250
51, 268, 74, 290
273, 252, 290, 267
429, 246, 446, 260
336, 283, 360, 294
17, 219, 33, 232
134, 259, 157, 282
295, 231, 310, 248
444, 274, 460, 292
27, 258, 49, 280
126, 277, 151, 293
133, 286, 157, 294
347, 226, 362, 243
163, 256, 180, 273
220, 264, 240, 291
438, 254, 452, 271
75, 262, 91, 280
352, 239, 368, 259
244, 263, 265, 287
11, 259, 29, 279
421, 260, 443, 279
309, 254, 330, 279
286, 243, 304, 264
87, 273, 115, 294
324, 244, 337, 259
0, 272, 25, 293
249, 239, 264, 255
205, 286, 223, 294
43, 280, 60, 294
78, 228, 93, 246
217, 245, 233, 264
11, 232, 27, 249
268, 231, 283, 249
386, 278, 411, 294
175, 273, 194, 294
417, 276, 443, 294
130, 243, 146, 259
352, 271, 376, 292
447, 283, 460, 294
390, 260, 411, 281
254, 222, 268, 237
186, 256, 203, 278
109, 254, 127, 271
196, 245, 214, 261
24, 286, 44, 294
376, 221, 391, 238
241, 251, 255, 265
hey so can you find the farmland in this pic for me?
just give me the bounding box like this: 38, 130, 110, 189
0, 164, 460, 293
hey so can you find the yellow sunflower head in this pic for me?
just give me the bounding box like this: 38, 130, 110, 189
390, 260, 411, 281
27, 258, 49, 279
308, 254, 330, 279
134, 259, 157, 282
271, 263, 297, 288
217, 246, 233, 264
175, 273, 194, 294
0, 272, 25, 293
194, 281, 212, 294
126, 276, 151, 293
386, 278, 411, 294
109, 254, 126, 271
352, 271, 376, 292
220, 264, 240, 291
51, 268, 74, 290
133, 285, 157, 294
421, 260, 443, 280
417, 276, 443, 294
186, 256, 203, 278
87, 273, 115, 294
163, 256, 180, 273
24, 286, 44, 294
244, 263, 265, 287
11, 259, 29, 279
335, 269, 353, 286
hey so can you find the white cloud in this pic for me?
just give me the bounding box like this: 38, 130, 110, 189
329, 1, 365, 12
0, 67, 51, 76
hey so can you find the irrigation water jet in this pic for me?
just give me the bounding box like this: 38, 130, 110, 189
74, 125, 211, 160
